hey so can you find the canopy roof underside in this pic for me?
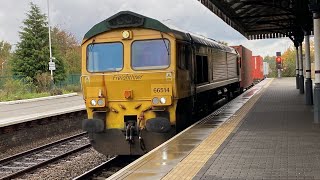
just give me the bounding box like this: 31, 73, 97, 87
199, 0, 313, 40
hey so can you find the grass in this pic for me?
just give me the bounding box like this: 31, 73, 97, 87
0, 91, 51, 101
0, 75, 81, 102
0, 84, 81, 102
0, 79, 81, 102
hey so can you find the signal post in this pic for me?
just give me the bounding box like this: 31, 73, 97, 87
275, 52, 282, 78
293, 35, 304, 93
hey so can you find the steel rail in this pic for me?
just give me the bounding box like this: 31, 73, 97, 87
73, 155, 139, 180
0, 132, 90, 180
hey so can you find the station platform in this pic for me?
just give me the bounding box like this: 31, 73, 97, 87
109, 77, 320, 180
0, 94, 85, 127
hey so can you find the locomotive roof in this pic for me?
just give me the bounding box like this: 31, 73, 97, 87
83, 11, 236, 54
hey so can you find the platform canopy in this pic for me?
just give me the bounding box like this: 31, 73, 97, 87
199, 0, 313, 41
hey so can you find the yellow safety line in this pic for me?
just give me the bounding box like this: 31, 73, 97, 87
162, 79, 273, 180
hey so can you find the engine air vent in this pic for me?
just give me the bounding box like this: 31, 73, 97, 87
108, 12, 144, 28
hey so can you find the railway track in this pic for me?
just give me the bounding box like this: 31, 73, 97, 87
0, 132, 90, 180
74, 155, 139, 180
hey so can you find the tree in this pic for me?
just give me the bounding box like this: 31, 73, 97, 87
281, 46, 296, 77
51, 27, 81, 74
0, 40, 12, 75
263, 55, 277, 77
264, 46, 297, 78
302, 39, 315, 63
10, 3, 66, 82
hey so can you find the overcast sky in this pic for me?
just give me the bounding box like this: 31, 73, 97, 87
0, 0, 293, 57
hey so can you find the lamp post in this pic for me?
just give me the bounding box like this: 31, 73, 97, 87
47, 0, 55, 85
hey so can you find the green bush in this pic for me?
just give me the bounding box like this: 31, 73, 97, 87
21, 76, 35, 92
63, 84, 81, 92
35, 73, 52, 92
3, 79, 27, 95
50, 87, 63, 96
0, 74, 81, 101
0, 78, 37, 100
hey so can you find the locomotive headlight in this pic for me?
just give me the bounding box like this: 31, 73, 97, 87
90, 99, 97, 106
152, 97, 159, 104
122, 30, 132, 39
160, 97, 166, 104
97, 99, 104, 106
122, 31, 130, 38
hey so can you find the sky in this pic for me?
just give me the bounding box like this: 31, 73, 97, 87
0, 0, 293, 57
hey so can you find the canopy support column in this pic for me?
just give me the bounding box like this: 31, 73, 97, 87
305, 34, 313, 105
299, 44, 304, 94
295, 44, 300, 89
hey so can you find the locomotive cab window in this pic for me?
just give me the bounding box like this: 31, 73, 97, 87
131, 39, 170, 70
87, 42, 123, 72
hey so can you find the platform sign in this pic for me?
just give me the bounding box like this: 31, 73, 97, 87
49, 62, 56, 70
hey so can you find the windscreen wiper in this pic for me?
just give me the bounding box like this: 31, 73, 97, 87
160, 32, 170, 55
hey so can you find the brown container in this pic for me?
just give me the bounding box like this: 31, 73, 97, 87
231, 45, 253, 90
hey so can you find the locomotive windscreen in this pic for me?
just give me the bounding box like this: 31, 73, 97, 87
87, 43, 124, 72
131, 39, 170, 70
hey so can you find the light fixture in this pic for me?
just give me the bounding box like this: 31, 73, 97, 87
152, 97, 159, 104
97, 99, 104, 106
122, 30, 131, 39
90, 99, 97, 106
160, 97, 166, 104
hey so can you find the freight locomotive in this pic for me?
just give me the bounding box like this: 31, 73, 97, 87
81, 11, 256, 155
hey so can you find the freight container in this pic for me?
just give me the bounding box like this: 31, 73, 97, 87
263, 62, 269, 77
231, 45, 253, 91
252, 55, 264, 82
